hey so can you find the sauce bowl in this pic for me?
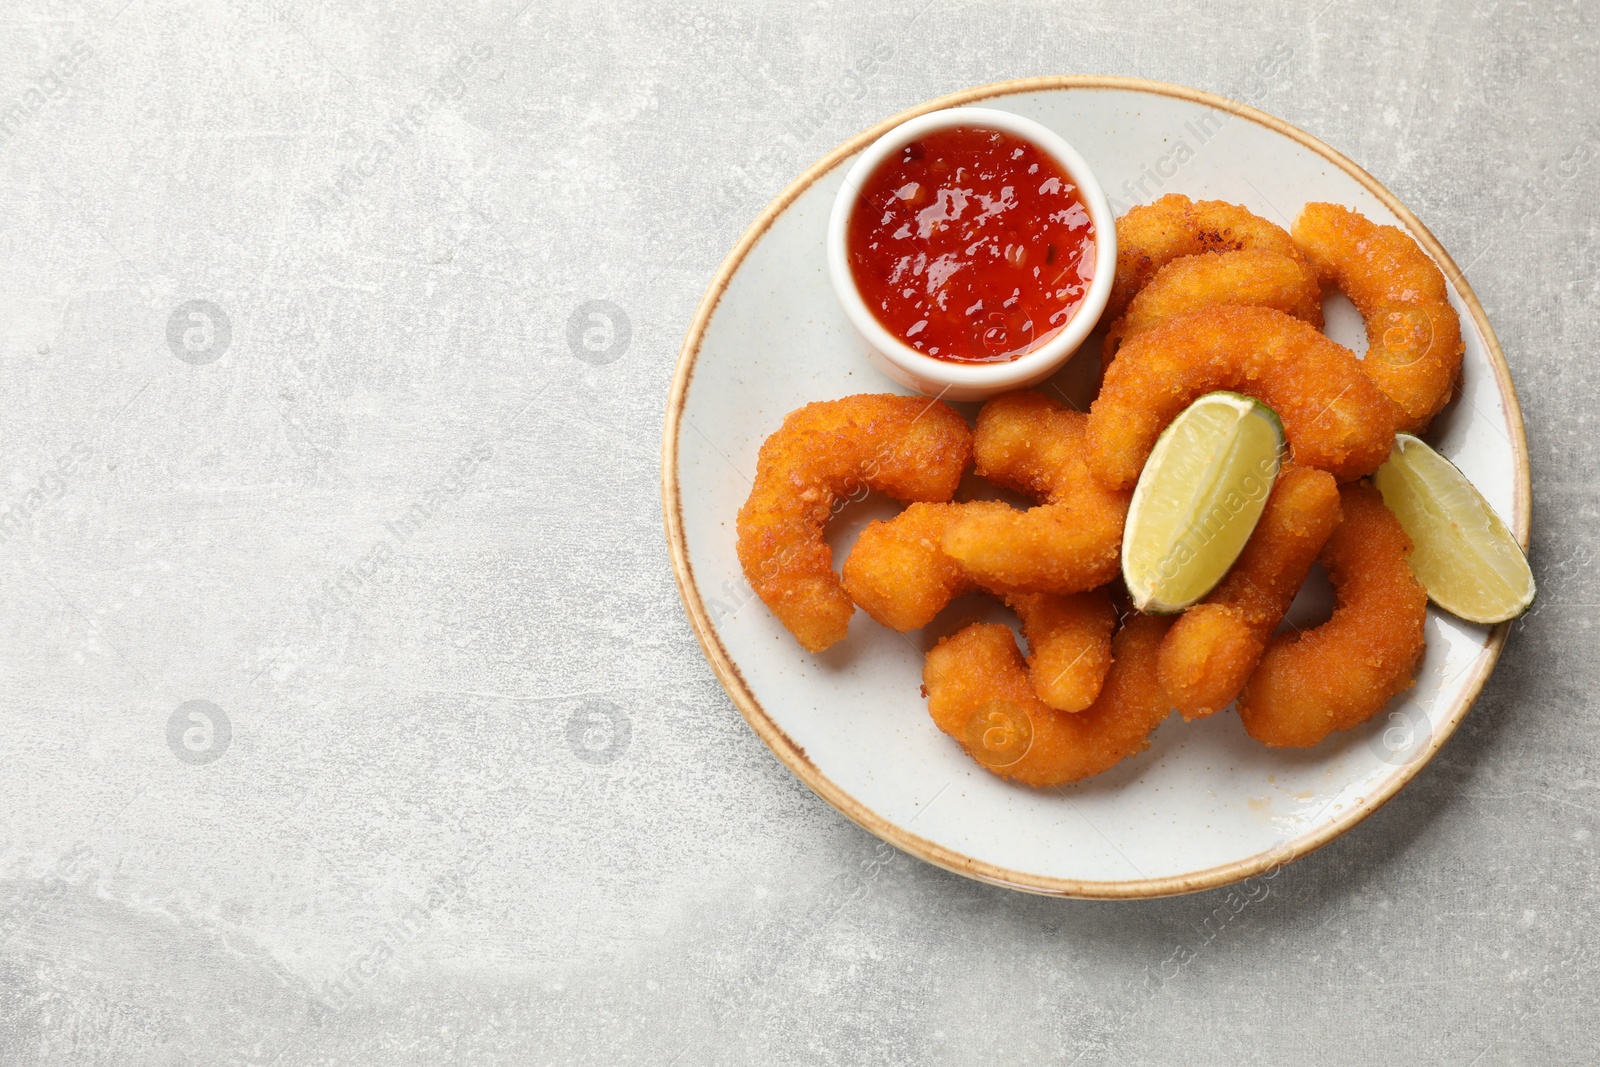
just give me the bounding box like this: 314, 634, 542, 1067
826, 106, 1117, 401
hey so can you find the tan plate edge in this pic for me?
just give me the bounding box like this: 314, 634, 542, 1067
659, 75, 1532, 900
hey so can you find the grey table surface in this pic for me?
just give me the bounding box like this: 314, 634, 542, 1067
0, 0, 1594, 1064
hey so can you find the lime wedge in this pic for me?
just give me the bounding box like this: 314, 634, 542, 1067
1122, 392, 1284, 613
1372, 434, 1534, 624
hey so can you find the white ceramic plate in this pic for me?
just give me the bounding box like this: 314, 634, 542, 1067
662, 78, 1530, 898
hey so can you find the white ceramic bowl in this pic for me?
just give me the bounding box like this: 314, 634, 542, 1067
826, 106, 1117, 401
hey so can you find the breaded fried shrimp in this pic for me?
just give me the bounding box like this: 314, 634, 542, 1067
841, 501, 1007, 633
1009, 592, 1118, 713
735, 394, 972, 653
1237, 483, 1428, 748
922, 614, 1174, 788
1108, 195, 1310, 319
1292, 203, 1464, 432
941, 391, 1131, 596
1156, 466, 1342, 719
841, 502, 1116, 712
1086, 306, 1401, 488
1103, 249, 1323, 361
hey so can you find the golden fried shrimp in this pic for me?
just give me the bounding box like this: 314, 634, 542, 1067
1103, 249, 1323, 362
841, 502, 1115, 712
940, 391, 1130, 595
1292, 203, 1464, 433
1237, 483, 1428, 748
841, 501, 1006, 632
1156, 466, 1342, 720
1010, 592, 1118, 713
922, 613, 1174, 788
1086, 305, 1402, 488
736, 394, 972, 653
1108, 194, 1310, 320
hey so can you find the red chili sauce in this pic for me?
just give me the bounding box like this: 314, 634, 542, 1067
846, 126, 1096, 363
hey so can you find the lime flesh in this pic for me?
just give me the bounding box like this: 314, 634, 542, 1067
1122, 392, 1284, 613
1372, 433, 1534, 624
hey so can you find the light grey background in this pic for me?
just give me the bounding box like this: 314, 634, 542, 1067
0, 0, 1593, 1063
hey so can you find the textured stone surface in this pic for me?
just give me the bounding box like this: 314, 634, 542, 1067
0, 0, 1594, 1063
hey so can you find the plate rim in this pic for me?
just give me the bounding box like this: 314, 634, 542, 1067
659, 75, 1532, 899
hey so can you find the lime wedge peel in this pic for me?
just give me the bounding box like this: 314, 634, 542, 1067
1372, 434, 1534, 625
1122, 392, 1285, 614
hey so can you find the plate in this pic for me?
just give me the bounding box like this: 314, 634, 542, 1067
661, 77, 1530, 898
